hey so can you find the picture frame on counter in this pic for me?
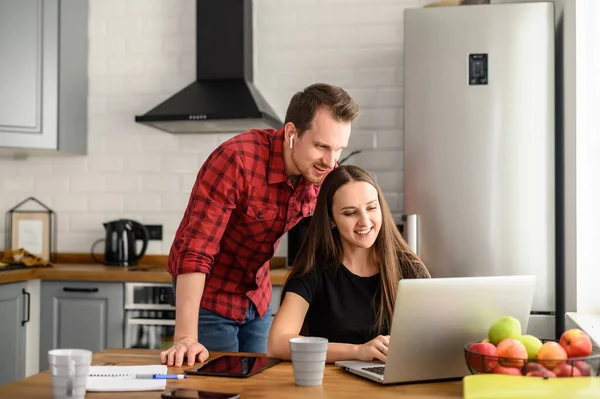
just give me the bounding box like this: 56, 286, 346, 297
5, 197, 57, 261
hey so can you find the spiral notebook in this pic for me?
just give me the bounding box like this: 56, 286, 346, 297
86, 365, 168, 392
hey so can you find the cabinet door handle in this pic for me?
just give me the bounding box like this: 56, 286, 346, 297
63, 287, 99, 293
22, 289, 30, 326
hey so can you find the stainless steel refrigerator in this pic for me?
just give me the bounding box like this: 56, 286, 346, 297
403, 3, 558, 340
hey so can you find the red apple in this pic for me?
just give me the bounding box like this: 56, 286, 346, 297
553, 363, 582, 377
497, 338, 528, 368
522, 362, 547, 374
527, 369, 556, 378
537, 341, 567, 370
572, 360, 591, 377
466, 342, 498, 372
491, 365, 523, 376
559, 329, 593, 358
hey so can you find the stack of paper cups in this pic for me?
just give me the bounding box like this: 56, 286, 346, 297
289, 337, 328, 386
48, 349, 92, 399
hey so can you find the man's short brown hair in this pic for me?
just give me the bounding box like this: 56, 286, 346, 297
284, 83, 359, 136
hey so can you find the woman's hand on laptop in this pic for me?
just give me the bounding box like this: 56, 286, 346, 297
357, 335, 390, 362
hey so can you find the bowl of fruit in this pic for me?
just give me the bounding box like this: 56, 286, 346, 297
464, 316, 600, 377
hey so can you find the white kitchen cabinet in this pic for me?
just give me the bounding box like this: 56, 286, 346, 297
39, 281, 124, 371
0, 0, 88, 154
0, 282, 29, 386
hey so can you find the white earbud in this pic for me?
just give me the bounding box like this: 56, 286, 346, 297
290, 134, 294, 149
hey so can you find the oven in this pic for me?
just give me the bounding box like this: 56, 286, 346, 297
124, 282, 176, 349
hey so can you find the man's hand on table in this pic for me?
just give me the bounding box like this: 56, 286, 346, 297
161, 337, 209, 367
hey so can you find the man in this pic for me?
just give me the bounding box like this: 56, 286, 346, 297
161, 83, 359, 367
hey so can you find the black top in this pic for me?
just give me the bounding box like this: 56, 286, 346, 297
282, 264, 386, 345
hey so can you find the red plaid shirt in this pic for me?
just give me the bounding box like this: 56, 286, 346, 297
168, 128, 319, 323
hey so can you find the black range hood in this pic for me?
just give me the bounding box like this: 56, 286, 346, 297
135, 0, 282, 134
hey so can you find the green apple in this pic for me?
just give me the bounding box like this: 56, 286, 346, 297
517, 334, 543, 359
488, 316, 522, 345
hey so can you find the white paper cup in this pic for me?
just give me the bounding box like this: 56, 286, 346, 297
48, 349, 92, 399
289, 337, 328, 386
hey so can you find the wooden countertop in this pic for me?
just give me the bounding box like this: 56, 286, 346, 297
0, 264, 291, 285
0, 348, 463, 398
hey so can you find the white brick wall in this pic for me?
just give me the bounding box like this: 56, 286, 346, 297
0, 0, 431, 255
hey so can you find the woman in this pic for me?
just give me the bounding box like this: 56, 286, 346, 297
267, 165, 430, 363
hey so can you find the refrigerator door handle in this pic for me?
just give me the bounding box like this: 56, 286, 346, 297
404, 214, 418, 255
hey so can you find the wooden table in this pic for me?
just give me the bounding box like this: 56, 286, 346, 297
0, 348, 463, 398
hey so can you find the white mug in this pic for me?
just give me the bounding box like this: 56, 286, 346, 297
289, 337, 329, 386
48, 349, 92, 399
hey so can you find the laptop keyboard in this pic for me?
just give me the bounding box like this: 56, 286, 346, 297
362, 366, 385, 375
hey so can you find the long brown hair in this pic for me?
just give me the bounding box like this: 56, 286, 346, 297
285, 165, 430, 334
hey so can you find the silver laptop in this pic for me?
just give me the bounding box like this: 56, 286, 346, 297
335, 275, 536, 384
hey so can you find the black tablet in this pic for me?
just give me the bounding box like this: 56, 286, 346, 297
185, 355, 282, 378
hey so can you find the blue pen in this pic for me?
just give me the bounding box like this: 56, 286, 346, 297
135, 374, 188, 380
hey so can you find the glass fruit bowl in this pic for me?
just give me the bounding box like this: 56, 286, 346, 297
464, 342, 600, 377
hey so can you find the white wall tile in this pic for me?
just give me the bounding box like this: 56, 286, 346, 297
70, 214, 109, 233
15, 158, 55, 175
124, 194, 161, 212
59, 233, 103, 253
374, 171, 403, 192
376, 129, 404, 149
355, 150, 403, 174
107, 56, 145, 75
355, 109, 399, 129
89, 38, 127, 58
107, 17, 143, 37
88, 155, 124, 173
162, 155, 202, 174
51, 157, 88, 174
88, 96, 108, 114
1, 177, 34, 193
34, 177, 70, 194
141, 134, 180, 154
382, 192, 402, 213
90, 0, 127, 17
88, 19, 107, 39
178, 135, 219, 154
179, 174, 197, 194
71, 176, 107, 193
161, 73, 195, 93
140, 16, 180, 35
89, 75, 126, 95
106, 176, 142, 193
161, 193, 190, 213
89, 194, 124, 212
56, 215, 70, 233
51, 195, 88, 212
141, 175, 180, 193
104, 134, 145, 154
143, 213, 183, 233
161, 231, 176, 253
123, 155, 163, 173
346, 131, 376, 152
0, 159, 17, 174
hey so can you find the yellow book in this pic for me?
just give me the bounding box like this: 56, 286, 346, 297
463, 374, 600, 399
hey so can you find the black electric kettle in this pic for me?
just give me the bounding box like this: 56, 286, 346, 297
91, 219, 149, 266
